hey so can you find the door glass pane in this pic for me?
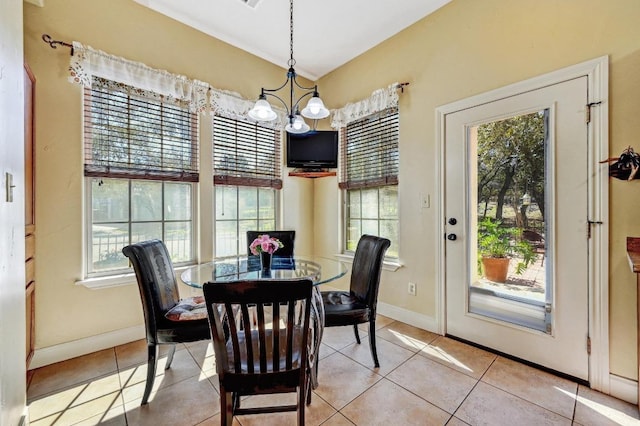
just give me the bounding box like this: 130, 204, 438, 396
470, 110, 549, 332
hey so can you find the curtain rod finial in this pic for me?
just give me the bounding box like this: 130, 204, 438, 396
42, 33, 74, 55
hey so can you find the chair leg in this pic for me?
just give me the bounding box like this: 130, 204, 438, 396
297, 386, 306, 426
353, 324, 361, 344
165, 344, 176, 370
305, 372, 313, 405
220, 388, 233, 426
368, 320, 380, 368
233, 391, 241, 409
141, 343, 157, 405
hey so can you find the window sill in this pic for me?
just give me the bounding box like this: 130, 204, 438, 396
334, 253, 403, 272
76, 265, 192, 290
75, 273, 137, 290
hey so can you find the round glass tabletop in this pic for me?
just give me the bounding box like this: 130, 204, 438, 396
180, 256, 348, 288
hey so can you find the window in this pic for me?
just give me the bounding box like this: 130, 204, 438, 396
340, 107, 399, 257
84, 77, 198, 275
213, 116, 281, 257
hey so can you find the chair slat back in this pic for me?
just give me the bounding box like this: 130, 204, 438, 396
204, 279, 312, 380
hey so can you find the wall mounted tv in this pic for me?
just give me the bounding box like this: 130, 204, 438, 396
286, 130, 338, 169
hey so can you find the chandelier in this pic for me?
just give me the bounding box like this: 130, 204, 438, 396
248, 0, 330, 134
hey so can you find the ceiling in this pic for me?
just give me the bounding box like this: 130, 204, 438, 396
133, 0, 452, 80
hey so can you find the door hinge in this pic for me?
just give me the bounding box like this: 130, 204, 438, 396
587, 220, 603, 239
544, 303, 552, 334
587, 336, 591, 355
585, 101, 603, 124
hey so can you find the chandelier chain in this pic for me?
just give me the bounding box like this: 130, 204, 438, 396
288, 0, 295, 67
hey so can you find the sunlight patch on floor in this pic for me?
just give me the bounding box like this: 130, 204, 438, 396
387, 329, 428, 350
557, 387, 638, 425
420, 345, 473, 373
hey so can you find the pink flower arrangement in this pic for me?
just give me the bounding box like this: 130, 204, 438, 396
249, 234, 284, 255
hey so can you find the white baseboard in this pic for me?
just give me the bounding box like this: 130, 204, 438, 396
609, 374, 638, 405
377, 301, 439, 333
29, 325, 145, 370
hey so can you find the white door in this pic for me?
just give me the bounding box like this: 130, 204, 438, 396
444, 76, 590, 380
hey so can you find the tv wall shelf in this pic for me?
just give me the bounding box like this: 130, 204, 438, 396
288, 169, 336, 178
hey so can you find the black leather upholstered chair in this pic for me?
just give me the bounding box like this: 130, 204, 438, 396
246, 230, 296, 258
321, 234, 390, 368
122, 239, 210, 405
203, 279, 313, 426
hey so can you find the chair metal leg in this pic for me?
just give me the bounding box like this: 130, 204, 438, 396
353, 324, 361, 344
141, 344, 157, 405
165, 344, 176, 370
368, 320, 380, 368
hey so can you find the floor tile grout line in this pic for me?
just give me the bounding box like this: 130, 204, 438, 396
480, 356, 581, 421
570, 382, 580, 422
112, 346, 132, 426
448, 352, 498, 421
378, 351, 466, 417
476, 379, 576, 422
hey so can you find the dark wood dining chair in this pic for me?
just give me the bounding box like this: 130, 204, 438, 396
203, 279, 313, 426
321, 234, 391, 368
122, 239, 210, 405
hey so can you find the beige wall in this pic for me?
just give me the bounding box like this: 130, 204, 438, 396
316, 0, 640, 380
23, 0, 313, 355
23, 0, 640, 383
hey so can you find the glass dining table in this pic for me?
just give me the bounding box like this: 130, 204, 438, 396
180, 255, 348, 288
180, 255, 348, 389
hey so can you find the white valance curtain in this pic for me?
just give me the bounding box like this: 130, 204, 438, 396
69, 42, 209, 113
330, 82, 400, 128
68, 41, 271, 122
67, 41, 396, 128
209, 88, 284, 130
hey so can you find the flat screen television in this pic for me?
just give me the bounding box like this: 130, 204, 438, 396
286, 130, 338, 169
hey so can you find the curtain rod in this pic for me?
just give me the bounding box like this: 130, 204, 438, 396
42, 34, 74, 55
41, 32, 410, 96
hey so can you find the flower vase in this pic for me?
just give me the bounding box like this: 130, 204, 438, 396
260, 252, 272, 277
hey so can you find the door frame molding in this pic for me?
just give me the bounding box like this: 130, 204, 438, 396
435, 56, 609, 392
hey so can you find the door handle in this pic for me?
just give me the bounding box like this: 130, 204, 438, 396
447, 233, 457, 241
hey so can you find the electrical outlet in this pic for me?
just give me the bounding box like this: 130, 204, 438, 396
408, 282, 416, 296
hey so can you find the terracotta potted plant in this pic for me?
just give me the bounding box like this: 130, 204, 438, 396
477, 217, 537, 283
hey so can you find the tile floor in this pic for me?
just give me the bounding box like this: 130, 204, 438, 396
27, 316, 640, 425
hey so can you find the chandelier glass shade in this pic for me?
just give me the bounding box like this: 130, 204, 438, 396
248, 0, 330, 134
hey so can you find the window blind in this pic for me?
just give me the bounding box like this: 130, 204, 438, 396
213, 115, 282, 189
83, 77, 199, 182
339, 107, 399, 190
